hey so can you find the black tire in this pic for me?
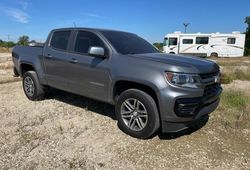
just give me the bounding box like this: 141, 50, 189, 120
22, 71, 46, 101
115, 89, 160, 139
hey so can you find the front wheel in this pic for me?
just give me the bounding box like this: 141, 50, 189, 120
23, 71, 46, 101
115, 89, 160, 139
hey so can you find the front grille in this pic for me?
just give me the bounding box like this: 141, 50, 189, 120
203, 83, 220, 97
200, 72, 219, 84
200, 72, 219, 79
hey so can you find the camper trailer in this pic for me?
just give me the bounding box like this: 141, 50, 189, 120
163, 31, 245, 57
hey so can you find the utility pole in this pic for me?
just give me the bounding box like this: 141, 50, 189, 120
183, 23, 190, 33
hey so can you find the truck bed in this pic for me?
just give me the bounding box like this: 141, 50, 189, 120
12, 45, 44, 75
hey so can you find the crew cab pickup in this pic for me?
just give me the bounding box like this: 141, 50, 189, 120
12, 28, 222, 139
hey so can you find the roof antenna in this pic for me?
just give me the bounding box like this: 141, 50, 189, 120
183, 23, 190, 33
73, 22, 76, 27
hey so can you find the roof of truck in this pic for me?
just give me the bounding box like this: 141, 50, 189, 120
51, 27, 130, 33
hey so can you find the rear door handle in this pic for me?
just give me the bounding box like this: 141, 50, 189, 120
70, 58, 78, 63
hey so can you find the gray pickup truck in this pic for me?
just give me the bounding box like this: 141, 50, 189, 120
12, 28, 222, 139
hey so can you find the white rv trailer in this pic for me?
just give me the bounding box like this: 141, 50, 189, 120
163, 31, 245, 57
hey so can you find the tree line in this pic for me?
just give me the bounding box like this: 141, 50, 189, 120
0, 35, 32, 48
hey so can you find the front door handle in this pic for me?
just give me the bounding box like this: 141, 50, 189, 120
45, 54, 53, 59
70, 58, 78, 63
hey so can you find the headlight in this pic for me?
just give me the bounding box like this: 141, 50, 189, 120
166, 72, 202, 88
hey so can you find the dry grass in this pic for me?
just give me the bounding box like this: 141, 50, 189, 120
0, 47, 12, 53
0, 61, 13, 69
0, 53, 21, 84
217, 88, 250, 129
0, 67, 21, 84
208, 57, 250, 84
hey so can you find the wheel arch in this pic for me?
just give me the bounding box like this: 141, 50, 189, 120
112, 80, 160, 111
210, 52, 219, 57
20, 61, 37, 76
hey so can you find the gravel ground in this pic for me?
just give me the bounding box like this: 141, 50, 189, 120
0, 82, 249, 169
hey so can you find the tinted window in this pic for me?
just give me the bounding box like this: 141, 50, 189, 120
196, 37, 209, 44
169, 38, 178, 45
74, 31, 104, 54
101, 31, 158, 55
50, 31, 71, 50
227, 38, 236, 44
182, 39, 193, 44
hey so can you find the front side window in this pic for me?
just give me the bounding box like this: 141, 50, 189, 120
169, 38, 178, 46
227, 38, 236, 44
101, 31, 159, 54
74, 31, 104, 54
196, 37, 209, 44
182, 39, 193, 44
50, 31, 71, 50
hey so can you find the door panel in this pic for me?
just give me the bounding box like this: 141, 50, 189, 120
65, 30, 111, 101
43, 48, 71, 91
43, 30, 72, 91
65, 53, 111, 101
179, 37, 195, 54
168, 37, 178, 54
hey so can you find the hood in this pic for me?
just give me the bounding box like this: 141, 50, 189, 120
130, 53, 219, 74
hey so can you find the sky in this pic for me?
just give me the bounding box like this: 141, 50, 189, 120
0, 0, 249, 43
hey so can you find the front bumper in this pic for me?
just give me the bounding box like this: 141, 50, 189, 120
158, 84, 222, 133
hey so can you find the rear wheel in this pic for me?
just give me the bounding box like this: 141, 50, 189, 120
210, 52, 218, 57
23, 71, 46, 101
115, 89, 160, 139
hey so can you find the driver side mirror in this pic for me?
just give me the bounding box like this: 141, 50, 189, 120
88, 46, 106, 58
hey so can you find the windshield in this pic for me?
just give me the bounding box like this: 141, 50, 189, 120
163, 38, 168, 46
101, 31, 159, 55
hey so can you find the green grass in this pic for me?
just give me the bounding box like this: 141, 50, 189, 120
234, 69, 250, 81
218, 90, 250, 129
220, 69, 250, 84
221, 90, 248, 109
220, 73, 234, 84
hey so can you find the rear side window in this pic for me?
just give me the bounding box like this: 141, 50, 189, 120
227, 38, 236, 44
196, 37, 209, 44
182, 39, 193, 44
74, 31, 104, 54
50, 31, 71, 50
